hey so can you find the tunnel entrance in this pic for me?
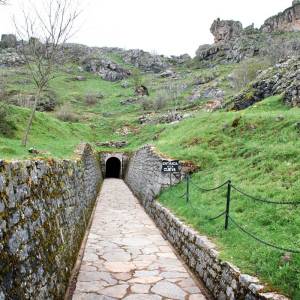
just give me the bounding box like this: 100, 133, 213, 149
106, 157, 121, 178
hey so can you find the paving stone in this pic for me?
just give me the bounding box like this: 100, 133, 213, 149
151, 280, 187, 300
100, 284, 129, 298
72, 179, 207, 299
130, 284, 151, 293
123, 295, 162, 300
189, 294, 207, 300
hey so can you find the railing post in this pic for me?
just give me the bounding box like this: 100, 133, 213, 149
225, 180, 231, 230
186, 174, 190, 203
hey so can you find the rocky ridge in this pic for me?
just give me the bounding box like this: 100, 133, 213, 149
196, 1, 300, 64
232, 57, 300, 110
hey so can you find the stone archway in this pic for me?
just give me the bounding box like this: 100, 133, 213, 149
105, 157, 121, 178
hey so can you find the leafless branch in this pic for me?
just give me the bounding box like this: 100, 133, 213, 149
14, 0, 81, 146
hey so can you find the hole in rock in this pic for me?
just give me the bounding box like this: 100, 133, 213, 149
105, 157, 121, 178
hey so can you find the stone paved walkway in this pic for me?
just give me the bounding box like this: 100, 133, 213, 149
72, 179, 208, 300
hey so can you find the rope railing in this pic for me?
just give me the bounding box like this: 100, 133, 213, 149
166, 174, 300, 254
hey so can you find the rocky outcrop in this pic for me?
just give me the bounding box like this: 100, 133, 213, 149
261, 2, 300, 33
169, 54, 191, 64
232, 57, 300, 110
0, 34, 17, 49
0, 48, 24, 67
121, 49, 170, 73
196, 3, 300, 64
81, 56, 131, 82
210, 19, 243, 43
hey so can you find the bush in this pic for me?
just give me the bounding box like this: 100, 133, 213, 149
153, 90, 168, 111
85, 92, 103, 106
132, 69, 143, 89
0, 103, 16, 137
230, 58, 271, 91
140, 97, 154, 111
55, 103, 79, 122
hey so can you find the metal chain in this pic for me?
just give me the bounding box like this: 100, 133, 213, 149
231, 184, 300, 205
190, 179, 228, 192
228, 216, 300, 254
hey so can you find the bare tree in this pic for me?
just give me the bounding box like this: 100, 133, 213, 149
15, 0, 80, 146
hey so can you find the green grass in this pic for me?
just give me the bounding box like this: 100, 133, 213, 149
1, 59, 300, 298
156, 96, 300, 298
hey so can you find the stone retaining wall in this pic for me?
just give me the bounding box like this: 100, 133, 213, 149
125, 145, 289, 300
125, 145, 181, 204
0, 143, 102, 299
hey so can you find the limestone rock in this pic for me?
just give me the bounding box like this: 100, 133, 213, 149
121, 49, 170, 73
232, 57, 300, 110
261, 3, 300, 33
1, 34, 17, 48
81, 56, 131, 82
210, 18, 243, 43
159, 69, 177, 78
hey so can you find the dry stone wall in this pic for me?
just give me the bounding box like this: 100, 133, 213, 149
0, 143, 102, 300
125, 145, 289, 300
125, 145, 181, 205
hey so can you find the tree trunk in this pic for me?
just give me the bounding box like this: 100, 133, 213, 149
22, 89, 41, 147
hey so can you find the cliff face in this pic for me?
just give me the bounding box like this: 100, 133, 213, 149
195, 2, 300, 64
261, 2, 300, 33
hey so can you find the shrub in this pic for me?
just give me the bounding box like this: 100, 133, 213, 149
153, 90, 168, 111
140, 97, 154, 111
85, 92, 103, 106
55, 103, 79, 122
230, 57, 271, 91
132, 69, 143, 89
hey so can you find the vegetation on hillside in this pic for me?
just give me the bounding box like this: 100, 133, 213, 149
0, 30, 300, 298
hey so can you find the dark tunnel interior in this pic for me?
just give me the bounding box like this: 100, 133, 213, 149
105, 157, 121, 178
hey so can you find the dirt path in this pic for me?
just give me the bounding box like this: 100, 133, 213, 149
72, 179, 209, 300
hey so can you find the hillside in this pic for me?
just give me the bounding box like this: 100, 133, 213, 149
1, 1, 300, 298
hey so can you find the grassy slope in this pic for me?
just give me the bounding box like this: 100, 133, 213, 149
157, 96, 300, 298
1, 62, 300, 298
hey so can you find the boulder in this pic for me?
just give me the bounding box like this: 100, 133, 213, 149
81, 57, 131, 82
210, 19, 243, 43
0, 34, 17, 48
135, 85, 149, 96
159, 69, 177, 78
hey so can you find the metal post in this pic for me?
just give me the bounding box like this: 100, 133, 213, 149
225, 180, 231, 230
186, 174, 190, 203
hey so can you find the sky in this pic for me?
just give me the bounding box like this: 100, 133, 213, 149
0, 0, 293, 56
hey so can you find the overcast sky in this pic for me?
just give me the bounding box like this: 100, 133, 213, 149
0, 0, 293, 56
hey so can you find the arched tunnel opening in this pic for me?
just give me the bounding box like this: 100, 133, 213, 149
105, 157, 121, 178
